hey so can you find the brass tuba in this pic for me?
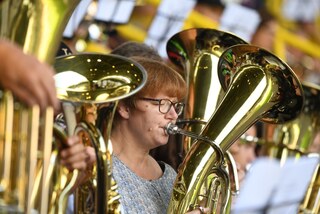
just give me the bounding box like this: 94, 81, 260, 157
0, 0, 80, 213
166, 28, 247, 152
53, 53, 147, 213
166, 28, 247, 210
166, 44, 304, 213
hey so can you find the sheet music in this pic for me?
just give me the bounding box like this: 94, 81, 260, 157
282, 0, 320, 22
95, 0, 136, 24
219, 3, 261, 42
63, 0, 92, 38
144, 0, 196, 58
232, 156, 319, 214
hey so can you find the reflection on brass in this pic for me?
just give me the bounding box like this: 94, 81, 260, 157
167, 44, 303, 213
166, 28, 247, 214
166, 28, 247, 151
0, 0, 80, 213
54, 54, 145, 104
54, 53, 147, 213
300, 163, 320, 214
261, 82, 320, 159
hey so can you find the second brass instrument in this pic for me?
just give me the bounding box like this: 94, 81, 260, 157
0, 0, 80, 213
54, 53, 147, 213
166, 28, 248, 211
166, 28, 247, 151
167, 44, 303, 213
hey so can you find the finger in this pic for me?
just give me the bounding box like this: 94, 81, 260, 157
63, 161, 87, 171
17, 74, 47, 111
65, 135, 80, 147
60, 142, 84, 158
60, 148, 87, 165
38, 65, 60, 111
85, 147, 97, 165
203, 208, 210, 213
9, 86, 37, 107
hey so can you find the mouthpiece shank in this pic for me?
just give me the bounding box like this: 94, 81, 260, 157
164, 123, 212, 143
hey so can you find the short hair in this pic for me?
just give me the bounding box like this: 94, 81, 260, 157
131, 56, 186, 99
116, 56, 187, 115
111, 41, 163, 62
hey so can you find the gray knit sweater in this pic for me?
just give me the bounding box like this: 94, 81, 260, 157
112, 155, 177, 214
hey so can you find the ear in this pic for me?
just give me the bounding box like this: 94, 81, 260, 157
117, 101, 130, 119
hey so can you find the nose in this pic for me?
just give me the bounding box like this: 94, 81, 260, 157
165, 105, 179, 119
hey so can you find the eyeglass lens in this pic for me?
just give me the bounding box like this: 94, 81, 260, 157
160, 99, 183, 115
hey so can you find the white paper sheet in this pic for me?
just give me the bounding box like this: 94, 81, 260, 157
232, 156, 319, 214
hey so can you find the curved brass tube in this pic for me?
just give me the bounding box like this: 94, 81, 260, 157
167, 44, 303, 213
0, 0, 80, 213
54, 53, 147, 213
166, 28, 247, 151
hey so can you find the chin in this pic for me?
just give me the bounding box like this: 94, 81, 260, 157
157, 138, 169, 147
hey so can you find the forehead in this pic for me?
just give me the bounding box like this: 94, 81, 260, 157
150, 92, 178, 101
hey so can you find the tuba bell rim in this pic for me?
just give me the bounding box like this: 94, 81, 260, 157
54, 53, 148, 104
217, 44, 304, 123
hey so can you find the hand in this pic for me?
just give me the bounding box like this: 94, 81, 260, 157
185, 206, 210, 214
0, 39, 60, 112
84, 146, 96, 169
59, 135, 88, 171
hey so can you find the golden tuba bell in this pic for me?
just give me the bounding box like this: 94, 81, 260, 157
166, 44, 304, 213
166, 28, 247, 152
166, 28, 248, 209
53, 53, 147, 213
260, 82, 320, 160
0, 0, 80, 213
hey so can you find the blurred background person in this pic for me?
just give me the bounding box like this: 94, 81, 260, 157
229, 123, 260, 186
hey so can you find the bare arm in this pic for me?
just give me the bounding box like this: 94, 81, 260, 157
0, 39, 59, 112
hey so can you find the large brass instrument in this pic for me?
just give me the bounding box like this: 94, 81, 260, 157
166, 28, 247, 212
0, 0, 80, 213
166, 44, 303, 213
54, 53, 147, 213
166, 28, 247, 151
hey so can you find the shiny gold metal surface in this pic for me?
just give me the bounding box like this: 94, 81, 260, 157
0, 0, 79, 64
300, 161, 320, 214
166, 28, 247, 151
0, 0, 79, 213
164, 122, 237, 213
167, 44, 303, 213
261, 82, 320, 160
166, 28, 247, 213
54, 53, 147, 214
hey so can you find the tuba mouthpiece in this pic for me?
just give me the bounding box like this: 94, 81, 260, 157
164, 123, 179, 135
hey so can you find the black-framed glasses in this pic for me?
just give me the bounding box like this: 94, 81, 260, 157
139, 97, 184, 116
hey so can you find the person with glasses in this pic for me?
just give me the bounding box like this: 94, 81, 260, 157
72, 56, 209, 214
110, 41, 184, 171
229, 123, 260, 187
110, 56, 186, 213
112, 56, 210, 214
